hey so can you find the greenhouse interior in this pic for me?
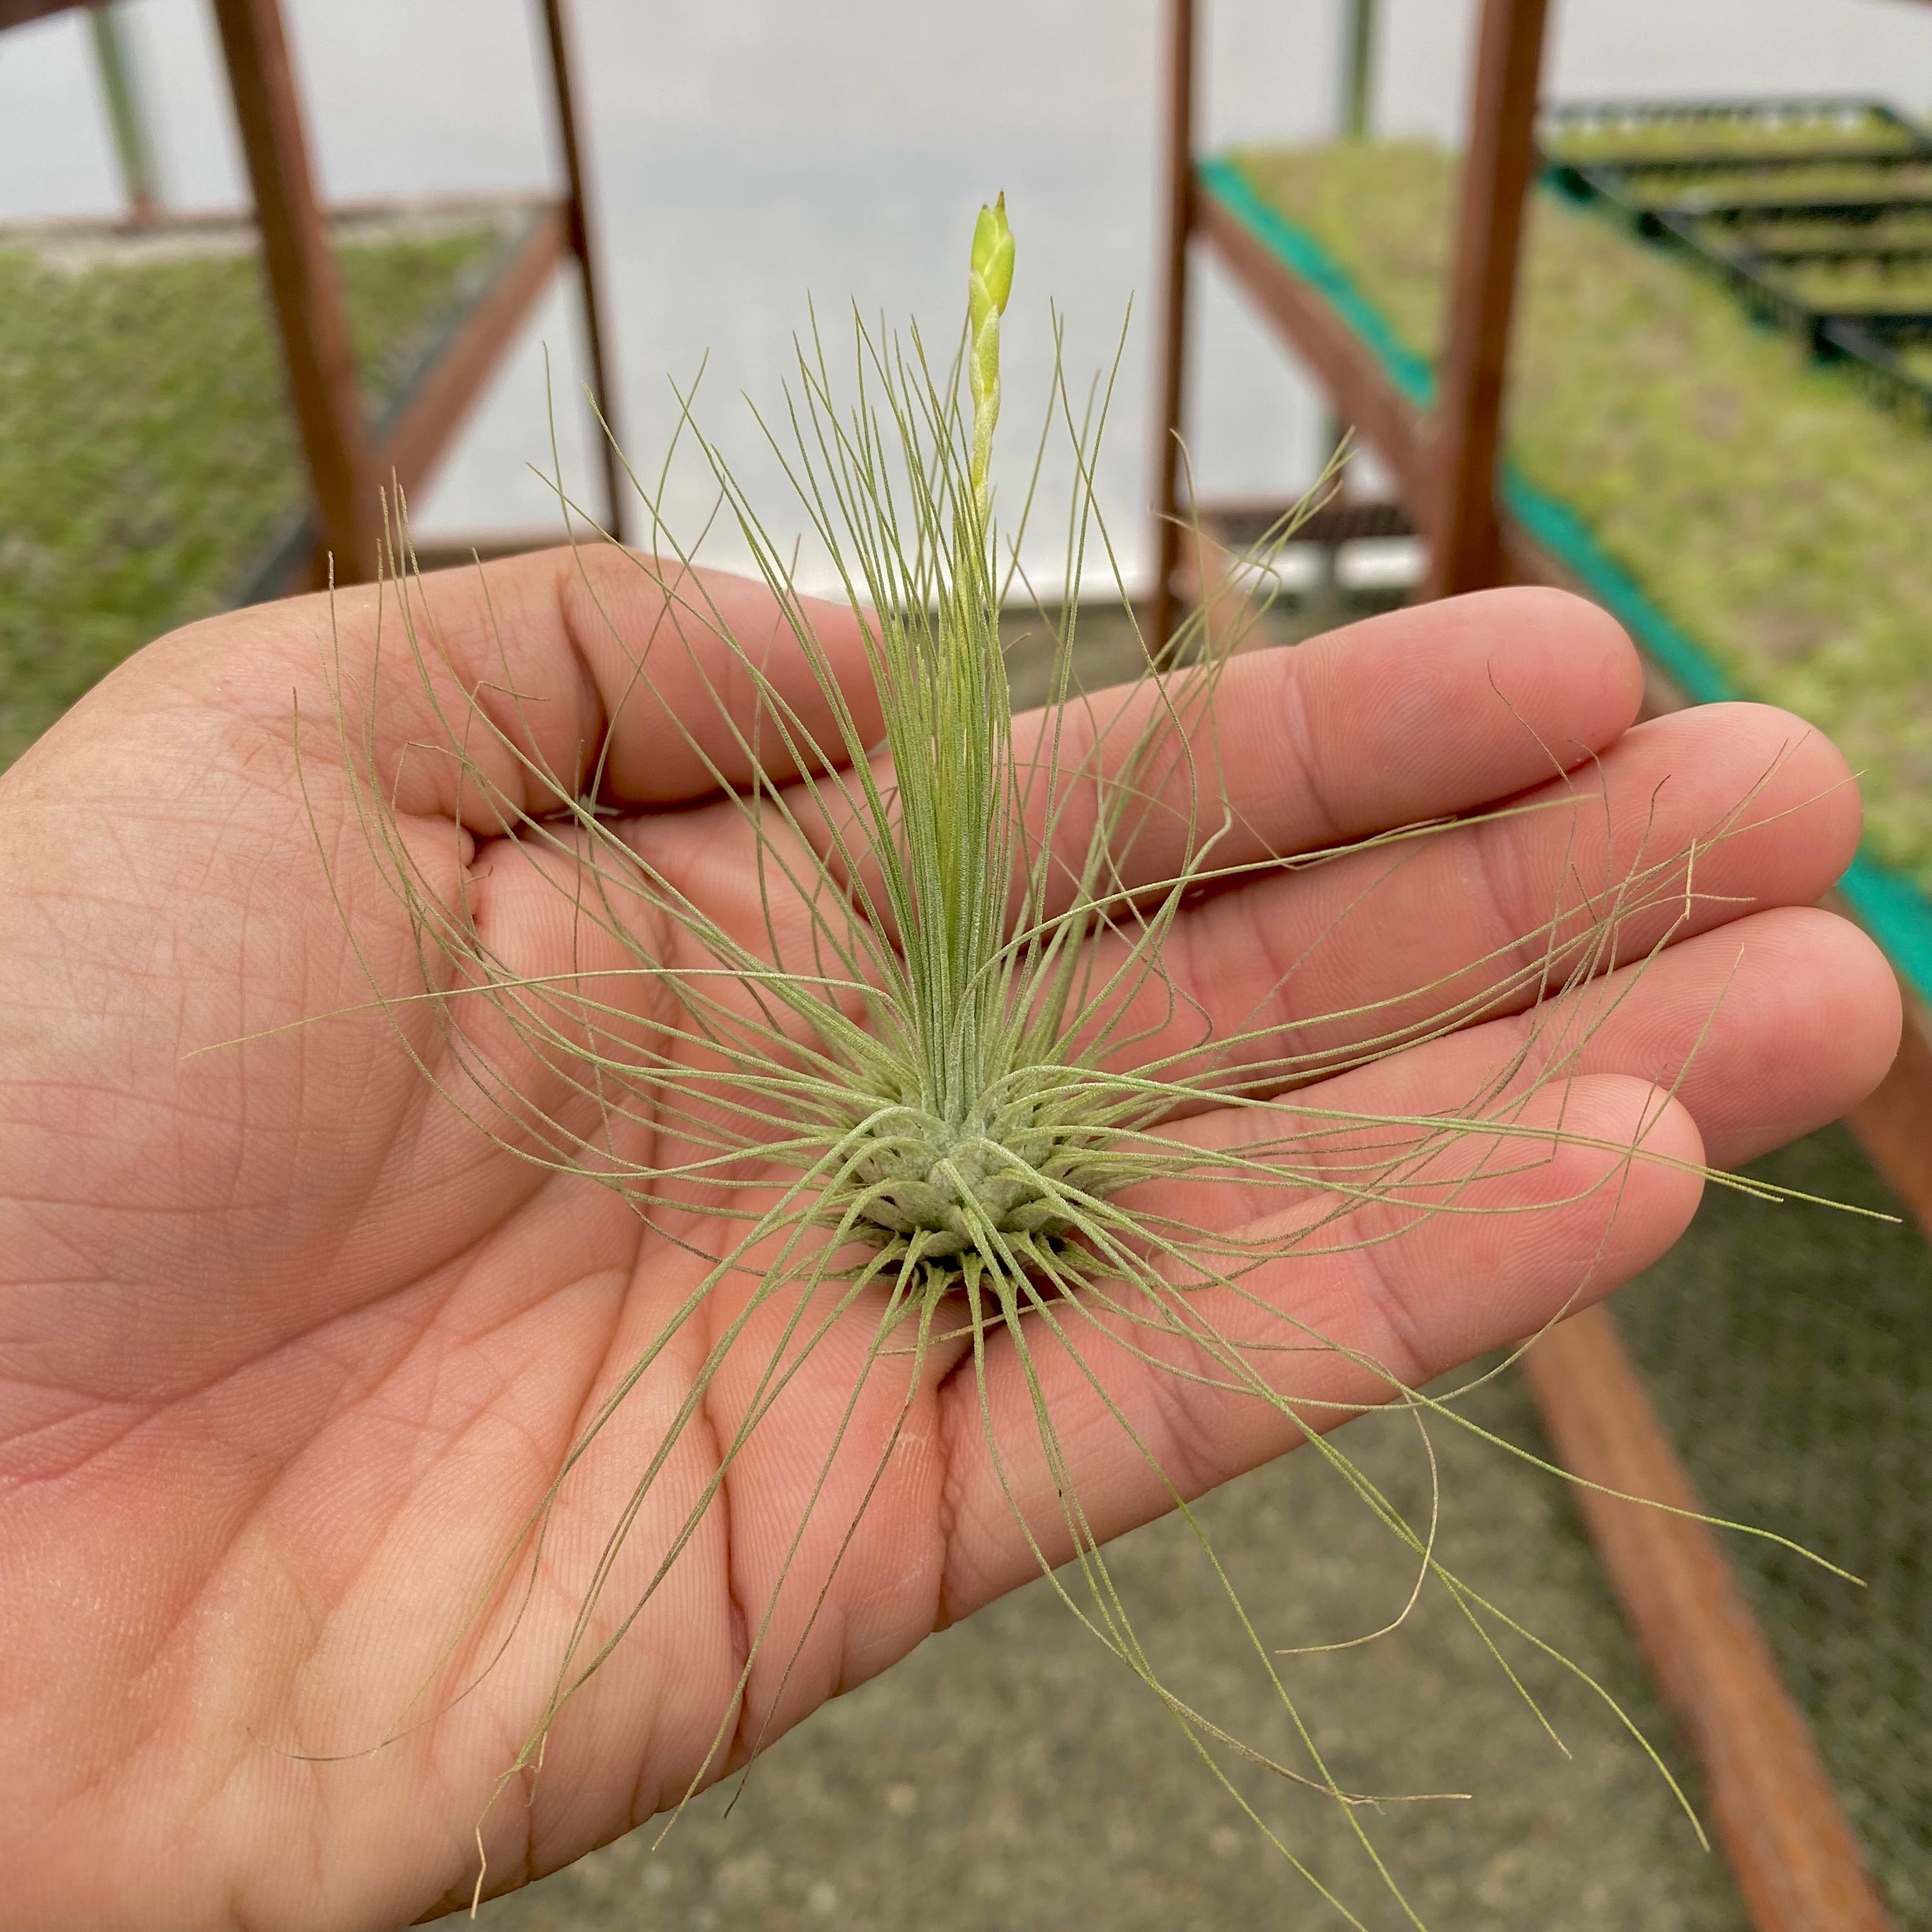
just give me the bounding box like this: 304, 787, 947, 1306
0, 3, 1927, 1931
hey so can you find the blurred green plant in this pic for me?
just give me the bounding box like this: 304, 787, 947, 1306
0, 223, 498, 767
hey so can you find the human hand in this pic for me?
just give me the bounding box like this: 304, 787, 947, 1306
0, 555, 1897, 1931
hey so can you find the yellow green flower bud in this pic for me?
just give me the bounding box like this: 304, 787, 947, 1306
968, 192, 1013, 521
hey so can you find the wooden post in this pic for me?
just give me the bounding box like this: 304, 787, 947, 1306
1847, 983, 1932, 1239
1339, 0, 1377, 141
537, 0, 627, 545
1524, 1310, 1895, 1932
1317, 0, 1381, 568
1149, 0, 1197, 657
0, 0, 101, 26
1420, 0, 1549, 601
210, 0, 378, 586
88, 3, 162, 226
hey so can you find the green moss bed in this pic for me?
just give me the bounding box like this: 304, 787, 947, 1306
0, 208, 513, 767
1230, 139, 1932, 892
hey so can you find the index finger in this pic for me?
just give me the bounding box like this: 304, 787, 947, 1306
778, 585, 1644, 927
1011, 585, 1646, 905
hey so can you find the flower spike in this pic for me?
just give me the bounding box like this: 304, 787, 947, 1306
968, 190, 1015, 524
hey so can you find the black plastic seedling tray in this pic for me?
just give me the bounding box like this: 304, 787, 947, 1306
1542, 97, 1932, 232
1660, 206, 1932, 335
1818, 315, 1932, 420
1555, 159, 1932, 228
1693, 205, 1932, 253
1666, 197, 1932, 294
1540, 96, 1931, 176
1542, 96, 1932, 421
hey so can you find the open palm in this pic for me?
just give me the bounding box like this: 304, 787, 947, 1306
0, 552, 1897, 1932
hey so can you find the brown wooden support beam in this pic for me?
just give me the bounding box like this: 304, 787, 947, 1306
379, 206, 566, 514
1422, 0, 1549, 600
1338, 0, 1378, 142
211, 0, 378, 586
1149, 0, 1197, 659
88, 4, 162, 226
402, 530, 571, 572
1524, 1310, 1895, 1932
537, 0, 626, 544
252, 204, 571, 599
1196, 188, 1429, 502
0, 0, 87, 27
1845, 980, 1932, 1239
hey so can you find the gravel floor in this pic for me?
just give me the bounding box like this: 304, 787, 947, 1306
472, 1348, 1747, 1932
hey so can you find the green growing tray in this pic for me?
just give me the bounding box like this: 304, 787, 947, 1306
1206, 142, 1932, 1009
0, 201, 530, 769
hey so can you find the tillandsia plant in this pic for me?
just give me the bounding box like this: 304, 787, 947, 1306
318, 199, 1858, 1925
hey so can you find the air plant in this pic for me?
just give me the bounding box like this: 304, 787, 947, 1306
324, 195, 1815, 1925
